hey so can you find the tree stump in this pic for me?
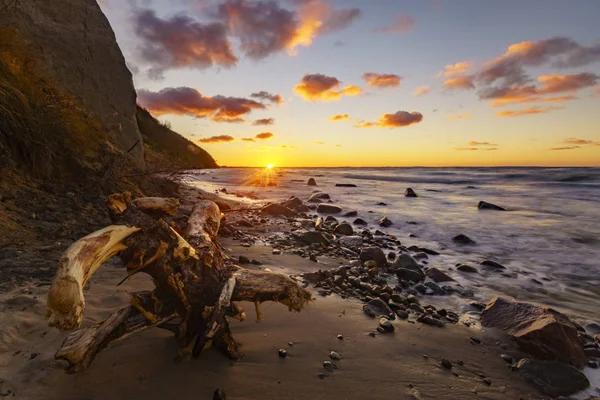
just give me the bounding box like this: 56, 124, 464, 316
46, 192, 311, 372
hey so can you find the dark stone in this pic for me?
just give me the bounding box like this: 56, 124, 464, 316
353, 218, 368, 225
396, 310, 409, 319
330, 351, 342, 360
425, 267, 454, 283
481, 297, 586, 368
452, 234, 476, 245
456, 264, 478, 273
378, 318, 395, 333
397, 268, 424, 283
363, 298, 395, 319
336, 183, 357, 187
501, 354, 514, 364
424, 282, 447, 295
417, 314, 444, 327
309, 192, 331, 201
516, 358, 589, 397
323, 361, 335, 372
478, 201, 506, 211
261, 203, 297, 218
278, 349, 287, 358
317, 204, 342, 214
281, 196, 304, 210
392, 254, 420, 271
339, 235, 363, 247
479, 260, 506, 270
238, 255, 250, 264
213, 388, 227, 400
404, 188, 418, 197
308, 178, 317, 186
292, 230, 330, 245
440, 359, 452, 369
325, 215, 338, 223
342, 210, 358, 217
419, 248, 440, 255
360, 247, 388, 268
379, 217, 392, 227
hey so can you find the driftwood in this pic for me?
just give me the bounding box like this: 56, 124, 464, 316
46, 192, 311, 372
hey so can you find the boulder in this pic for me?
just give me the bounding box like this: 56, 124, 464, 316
335, 183, 357, 187
292, 230, 330, 245
379, 217, 392, 227
261, 203, 297, 218
334, 223, 354, 236
316, 204, 342, 214
425, 267, 454, 283
478, 201, 506, 211
339, 236, 363, 248
353, 218, 368, 225
2, 0, 145, 167
342, 210, 358, 217
516, 358, 589, 397
481, 297, 586, 368
360, 246, 387, 268
456, 264, 478, 273
404, 188, 418, 197
307, 178, 317, 186
363, 298, 394, 319
397, 268, 424, 283
479, 260, 506, 270
392, 254, 420, 271
309, 192, 331, 201
452, 234, 476, 245
280, 196, 303, 210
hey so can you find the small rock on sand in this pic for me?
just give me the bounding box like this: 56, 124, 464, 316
425, 267, 454, 283
330, 351, 342, 360
307, 178, 317, 186
292, 230, 330, 245
353, 218, 367, 225
316, 204, 342, 214
397, 268, 424, 283
378, 318, 395, 333
334, 223, 354, 235
360, 247, 387, 267
379, 217, 392, 227
278, 349, 287, 358
479, 260, 506, 270
261, 203, 297, 218
238, 255, 250, 264
342, 210, 358, 217
440, 359, 452, 369
478, 201, 506, 211
363, 298, 395, 319
404, 188, 418, 197
452, 234, 476, 245
456, 264, 478, 273
392, 254, 420, 271
309, 192, 331, 201
339, 235, 363, 247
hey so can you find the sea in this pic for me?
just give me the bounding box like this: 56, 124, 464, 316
183, 167, 600, 326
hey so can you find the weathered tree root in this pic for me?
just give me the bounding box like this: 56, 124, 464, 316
46, 193, 311, 372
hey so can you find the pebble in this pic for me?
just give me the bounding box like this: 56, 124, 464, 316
213, 388, 227, 400
469, 337, 481, 345
337, 334, 344, 340
238, 255, 250, 264
272, 249, 281, 255
323, 361, 335, 371
330, 351, 342, 360
278, 349, 287, 358
440, 359, 452, 369
500, 354, 514, 364
378, 317, 395, 333
318, 373, 326, 379
396, 310, 409, 319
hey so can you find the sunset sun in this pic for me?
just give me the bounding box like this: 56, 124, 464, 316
267, 164, 274, 169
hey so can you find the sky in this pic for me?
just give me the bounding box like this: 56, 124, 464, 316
100, 0, 600, 167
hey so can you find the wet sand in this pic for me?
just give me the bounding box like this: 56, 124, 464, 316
0, 241, 542, 399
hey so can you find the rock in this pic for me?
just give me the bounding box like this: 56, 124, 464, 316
440, 359, 452, 369
425, 268, 454, 283
379, 217, 392, 227
478, 201, 506, 211
336, 183, 357, 187
337, 334, 344, 340
396, 310, 409, 319
500, 354, 514, 364
456, 264, 478, 273
481, 297, 586, 368
325, 215, 338, 224
315, 217, 324, 230
339, 235, 363, 248
353, 218, 368, 225
516, 358, 589, 397
213, 388, 227, 400
413, 252, 428, 260
378, 318, 395, 333
334, 223, 354, 236
316, 204, 342, 214
363, 298, 394, 319
215, 201, 231, 212
404, 188, 418, 197
417, 314, 444, 327
261, 203, 297, 218
452, 234, 476, 245
2, 0, 145, 166
308, 178, 317, 186
281, 196, 304, 210
419, 248, 440, 256
360, 247, 387, 268
342, 210, 358, 217
292, 230, 330, 245
330, 351, 342, 360
392, 254, 420, 271
272, 249, 281, 255
424, 282, 447, 295
323, 361, 335, 371
479, 260, 506, 270
376, 202, 387, 206
238, 255, 250, 264
278, 349, 287, 358
309, 192, 331, 201
397, 268, 424, 283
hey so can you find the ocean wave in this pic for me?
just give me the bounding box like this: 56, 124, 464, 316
342, 173, 479, 185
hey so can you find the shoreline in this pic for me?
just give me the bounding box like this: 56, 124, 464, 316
0, 177, 596, 399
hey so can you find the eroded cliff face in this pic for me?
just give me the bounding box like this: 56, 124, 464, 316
1, 0, 144, 167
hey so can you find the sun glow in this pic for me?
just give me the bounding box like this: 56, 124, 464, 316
267, 164, 274, 169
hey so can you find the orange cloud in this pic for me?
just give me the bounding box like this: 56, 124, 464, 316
198, 135, 235, 143
496, 106, 563, 117
255, 132, 274, 140
537, 73, 598, 94
375, 14, 415, 34
280, 145, 297, 149
250, 91, 283, 104
549, 146, 580, 151
362, 73, 402, 88
328, 113, 350, 121
413, 86, 430, 96
440, 62, 472, 77
449, 112, 474, 121
241, 138, 255, 142
455, 147, 479, 151
562, 138, 600, 146
335, 144, 342, 147
356, 111, 424, 128
489, 95, 576, 108
444, 76, 474, 89
313, 141, 325, 145
469, 141, 498, 146
294, 73, 361, 101
137, 87, 265, 123
253, 118, 275, 126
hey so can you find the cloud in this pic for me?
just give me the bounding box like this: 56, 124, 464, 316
241, 138, 256, 142
444, 76, 475, 89
562, 137, 600, 146
250, 91, 284, 104
413, 86, 430, 96
132, 8, 237, 77
255, 132, 274, 139
469, 141, 498, 146
496, 106, 563, 117
362, 73, 402, 88
280, 145, 297, 149
356, 110, 424, 128
335, 144, 342, 147
549, 146, 581, 151
375, 14, 415, 34
537, 73, 598, 93
440, 62, 472, 78
137, 87, 265, 123
294, 73, 362, 101
328, 113, 351, 121
252, 117, 275, 126
449, 112, 474, 121
198, 135, 235, 143
216, 0, 360, 59
455, 147, 479, 151
313, 141, 325, 145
